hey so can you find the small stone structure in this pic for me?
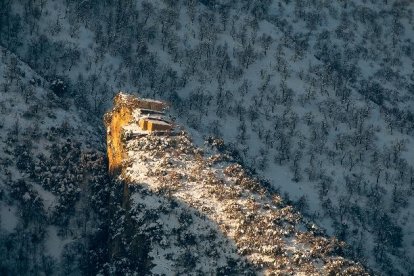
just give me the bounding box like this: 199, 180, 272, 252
104, 92, 172, 175
139, 118, 172, 132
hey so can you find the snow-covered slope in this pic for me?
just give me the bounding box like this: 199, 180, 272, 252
121, 123, 368, 274
1, 0, 414, 274
0, 46, 107, 274
104, 92, 369, 274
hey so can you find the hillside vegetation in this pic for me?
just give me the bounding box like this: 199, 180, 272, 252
1, 0, 414, 274
118, 110, 368, 274
0, 47, 110, 274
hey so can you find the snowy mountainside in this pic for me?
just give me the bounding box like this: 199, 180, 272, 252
120, 125, 369, 274
104, 91, 368, 274
0, 47, 109, 274
1, 0, 414, 274
0, 45, 367, 275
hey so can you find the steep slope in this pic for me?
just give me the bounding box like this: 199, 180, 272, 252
2, 46, 372, 275
125, 133, 369, 275
0, 46, 109, 274
1, 0, 414, 273
106, 92, 369, 275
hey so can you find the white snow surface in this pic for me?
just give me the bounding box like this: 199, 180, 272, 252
2, 0, 414, 273
122, 127, 368, 274
45, 226, 72, 259
0, 204, 18, 232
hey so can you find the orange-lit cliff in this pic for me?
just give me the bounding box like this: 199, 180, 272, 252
104, 92, 167, 176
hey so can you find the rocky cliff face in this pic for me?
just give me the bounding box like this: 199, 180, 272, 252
104, 93, 138, 176
104, 93, 369, 275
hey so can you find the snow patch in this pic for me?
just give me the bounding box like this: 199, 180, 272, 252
0, 204, 19, 232
45, 226, 72, 259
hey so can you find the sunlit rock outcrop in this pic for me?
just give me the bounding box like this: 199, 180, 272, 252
104, 93, 369, 275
